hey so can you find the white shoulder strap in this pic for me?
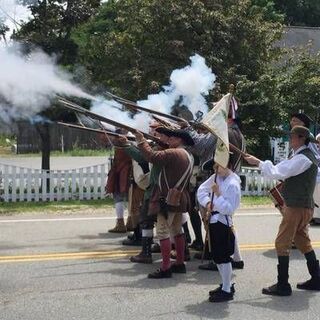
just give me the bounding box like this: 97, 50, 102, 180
160, 149, 194, 191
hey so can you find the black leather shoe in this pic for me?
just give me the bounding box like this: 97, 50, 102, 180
209, 289, 234, 302
148, 268, 172, 279
198, 262, 218, 271
171, 263, 186, 273
297, 278, 320, 290
209, 283, 235, 296
122, 238, 142, 246
231, 260, 244, 269
262, 283, 292, 296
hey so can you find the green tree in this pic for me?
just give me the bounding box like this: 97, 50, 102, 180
73, 0, 283, 157
15, 0, 101, 65
73, 0, 283, 96
274, 0, 320, 27
251, 0, 284, 22
275, 47, 320, 130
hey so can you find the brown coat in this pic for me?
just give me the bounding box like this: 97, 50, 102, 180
138, 141, 192, 215
106, 148, 132, 194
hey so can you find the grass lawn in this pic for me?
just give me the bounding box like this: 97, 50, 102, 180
0, 198, 114, 215
241, 195, 273, 207
0, 196, 273, 215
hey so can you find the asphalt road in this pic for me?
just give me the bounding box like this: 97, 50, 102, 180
1, 208, 320, 320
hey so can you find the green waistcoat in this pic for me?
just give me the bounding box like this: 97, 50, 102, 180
282, 148, 318, 208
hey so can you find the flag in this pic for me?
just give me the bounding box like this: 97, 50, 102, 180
201, 93, 231, 168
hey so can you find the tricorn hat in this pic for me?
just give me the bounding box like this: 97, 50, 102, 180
290, 125, 317, 143
290, 112, 312, 128
155, 127, 194, 146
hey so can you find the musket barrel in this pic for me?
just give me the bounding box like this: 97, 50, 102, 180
104, 92, 183, 122
57, 122, 136, 141
57, 98, 168, 148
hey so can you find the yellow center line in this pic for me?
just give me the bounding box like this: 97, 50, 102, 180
1, 242, 320, 264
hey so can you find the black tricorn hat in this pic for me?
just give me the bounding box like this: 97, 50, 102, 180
291, 112, 312, 128
155, 127, 195, 146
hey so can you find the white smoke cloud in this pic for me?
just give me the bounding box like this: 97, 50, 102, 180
91, 54, 216, 132
0, 43, 94, 125
137, 54, 216, 116
91, 97, 152, 132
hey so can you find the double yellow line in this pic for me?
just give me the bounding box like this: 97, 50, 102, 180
1, 242, 320, 264
0, 250, 139, 263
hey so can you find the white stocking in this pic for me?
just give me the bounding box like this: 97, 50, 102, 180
217, 263, 232, 293
115, 201, 124, 219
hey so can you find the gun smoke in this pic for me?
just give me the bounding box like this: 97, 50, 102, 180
92, 54, 216, 132
0, 43, 94, 127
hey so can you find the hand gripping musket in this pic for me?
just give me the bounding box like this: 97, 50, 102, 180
57, 122, 136, 141
104, 91, 184, 122
57, 96, 168, 148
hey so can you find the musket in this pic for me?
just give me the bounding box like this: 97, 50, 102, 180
57, 122, 136, 141
104, 91, 184, 122
57, 97, 169, 148
151, 115, 180, 130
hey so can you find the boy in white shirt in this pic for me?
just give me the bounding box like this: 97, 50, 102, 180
197, 157, 241, 302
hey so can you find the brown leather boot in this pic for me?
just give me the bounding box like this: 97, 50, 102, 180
130, 237, 153, 264
108, 218, 127, 233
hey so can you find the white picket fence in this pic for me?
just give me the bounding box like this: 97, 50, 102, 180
239, 166, 278, 196
0, 163, 108, 202
0, 163, 276, 202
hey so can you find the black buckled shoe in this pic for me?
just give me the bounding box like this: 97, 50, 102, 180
198, 262, 218, 271
209, 289, 234, 302
209, 283, 235, 296
171, 263, 186, 273
148, 268, 172, 279
262, 283, 292, 296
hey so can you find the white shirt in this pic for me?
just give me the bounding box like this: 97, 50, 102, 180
259, 146, 312, 180
197, 172, 241, 226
